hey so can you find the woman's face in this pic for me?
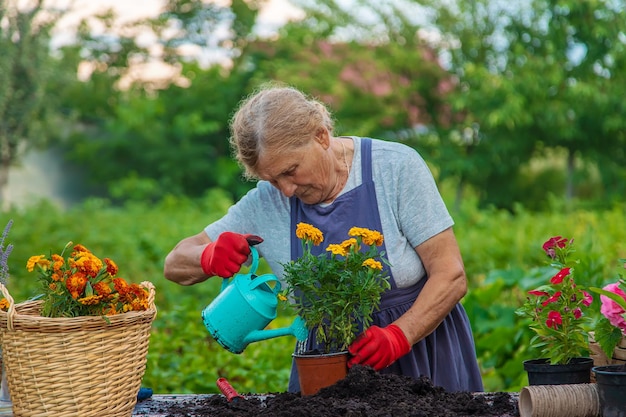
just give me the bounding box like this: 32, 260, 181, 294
256, 135, 337, 205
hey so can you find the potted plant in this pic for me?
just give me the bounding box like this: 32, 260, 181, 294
281, 222, 391, 394
0, 239, 156, 417
515, 236, 595, 385
589, 260, 626, 416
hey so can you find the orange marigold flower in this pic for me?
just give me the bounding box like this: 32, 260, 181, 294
104, 258, 118, 276
51, 272, 64, 282
73, 253, 104, 278
78, 295, 103, 305
51, 254, 65, 271
72, 244, 91, 254
113, 277, 131, 297
130, 297, 149, 311
295, 223, 324, 246
129, 283, 148, 299
26, 255, 50, 272
0, 298, 10, 311
66, 272, 88, 299
93, 281, 113, 297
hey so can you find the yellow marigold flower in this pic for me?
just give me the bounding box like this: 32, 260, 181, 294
348, 227, 384, 246
326, 244, 348, 256
104, 257, 118, 276
278, 294, 288, 302
0, 298, 10, 311
295, 223, 324, 246
78, 295, 104, 305
340, 238, 358, 252
362, 258, 383, 271
26, 255, 50, 272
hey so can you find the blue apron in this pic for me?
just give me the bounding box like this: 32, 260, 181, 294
287, 138, 483, 393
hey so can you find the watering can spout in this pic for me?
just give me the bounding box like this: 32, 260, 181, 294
243, 316, 309, 346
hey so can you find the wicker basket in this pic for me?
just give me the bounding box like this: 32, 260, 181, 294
0, 281, 156, 417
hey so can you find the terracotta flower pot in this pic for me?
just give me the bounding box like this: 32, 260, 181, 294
523, 357, 594, 385
293, 351, 349, 396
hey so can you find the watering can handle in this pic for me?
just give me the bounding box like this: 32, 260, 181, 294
249, 273, 282, 293
220, 246, 262, 292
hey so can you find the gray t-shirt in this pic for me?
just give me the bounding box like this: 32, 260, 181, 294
205, 136, 454, 288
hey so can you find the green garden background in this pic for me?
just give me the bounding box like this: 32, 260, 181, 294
1, 0, 625, 395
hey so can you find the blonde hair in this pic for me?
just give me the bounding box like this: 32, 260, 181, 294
229, 84, 335, 179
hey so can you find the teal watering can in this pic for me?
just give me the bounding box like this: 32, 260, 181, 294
201, 246, 308, 354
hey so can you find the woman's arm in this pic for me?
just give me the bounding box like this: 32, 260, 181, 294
394, 227, 468, 345
163, 231, 212, 286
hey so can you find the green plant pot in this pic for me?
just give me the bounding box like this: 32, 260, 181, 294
523, 357, 594, 385
592, 365, 626, 417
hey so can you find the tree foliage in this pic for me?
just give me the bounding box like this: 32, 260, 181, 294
0, 0, 66, 207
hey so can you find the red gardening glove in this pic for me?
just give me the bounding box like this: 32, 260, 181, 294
200, 232, 263, 278
347, 324, 411, 371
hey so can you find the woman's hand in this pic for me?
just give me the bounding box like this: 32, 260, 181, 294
347, 324, 411, 370
200, 232, 263, 278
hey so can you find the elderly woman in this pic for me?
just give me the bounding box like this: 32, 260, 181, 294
164, 85, 483, 393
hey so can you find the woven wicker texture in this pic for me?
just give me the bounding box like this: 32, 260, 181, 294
0, 281, 156, 417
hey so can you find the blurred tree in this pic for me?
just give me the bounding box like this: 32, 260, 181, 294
417, 0, 626, 209
0, 0, 66, 209
59, 0, 265, 202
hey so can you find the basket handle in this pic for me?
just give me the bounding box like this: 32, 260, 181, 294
140, 281, 157, 314
0, 282, 16, 331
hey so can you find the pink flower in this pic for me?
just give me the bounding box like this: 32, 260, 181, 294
582, 291, 593, 307
550, 267, 571, 285
546, 311, 563, 329
600, 283, 626, 334
573, 307, 582, 319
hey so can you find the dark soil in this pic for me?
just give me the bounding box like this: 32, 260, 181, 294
138, 366, 520, 416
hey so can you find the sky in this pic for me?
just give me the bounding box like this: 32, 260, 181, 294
52, 0, 303, 35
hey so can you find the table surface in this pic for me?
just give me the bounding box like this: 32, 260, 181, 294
0, 393, 522, 416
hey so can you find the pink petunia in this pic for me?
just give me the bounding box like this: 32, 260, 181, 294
546, 311, 563, 329
600, 283, 626, 334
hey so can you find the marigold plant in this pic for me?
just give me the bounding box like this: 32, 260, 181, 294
23, 242, 150, 318
282, 223, 391, 354
516, 236, 594, 364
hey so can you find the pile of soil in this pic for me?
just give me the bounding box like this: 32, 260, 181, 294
139, 366, 520, 416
